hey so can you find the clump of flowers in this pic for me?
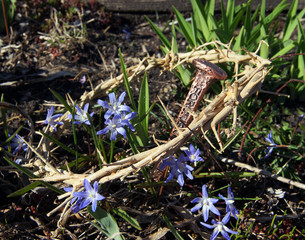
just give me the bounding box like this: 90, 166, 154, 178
191, 185, 239, 240
97, 92, 137, 140
158, 144, 204, 187
159, 154, 194, 187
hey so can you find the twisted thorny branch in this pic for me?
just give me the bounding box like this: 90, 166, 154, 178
22, 41, 305, 227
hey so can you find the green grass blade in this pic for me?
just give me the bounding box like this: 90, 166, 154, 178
3, 156, 64, 194
88, 206, 124, 240
191, 0, 210, 41
248, 1, 288, 46
250, 3, 260, 26
244, 1, 252, 40
173, 6, 195, 47
226, 0, 235, 32
233, 26, 245, 50
259, 25, 269, 58
145, 16, 171, 50
195, 171, 257, 178
270, 42, 295, 59
283, 6, 305, 42
49, 88, 72, 113
71, 102, 78, 164
4, 156, 37, 179
206, 0, 215, 32
261, 0, 288, 27
170, 21, 192, 86
87, 113, 105, 166
8, 181, 41, 197
119, 49, 137, 111
112, 208, 142, 230
125, 128, 139, 153
162, 214, 184, 240
296, 21, 305, 79
260, 0, 266, 20
1, 126, 23, 149
283, 0, 298, 35
230, 3, 247, 37
171, 21, 179, 53
40, 131, 87, 159
138, 72, 149, 136
190, 14, 198, 46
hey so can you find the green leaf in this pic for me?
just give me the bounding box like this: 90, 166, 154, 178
8, 181, 41, 197
3, 157, 64, 195
119, 49, 137, 111
225, 0, 235, 33
191, 0, 210, 41
173, 6, 195, 47
112, 208, 142, 230
170, 22, 192, 86
206, 0, 216, 36
233, 26, 245, 50
171, 22, 179, 53
296, 20, 305, 80
88, 206, 125, 240
260, 0, 266, 20
162, 214, 184, 240
283, 8, 305, 42
283, 0, 298, 39
270, 42, 295, 59
40, 131, 88, 159
87, 113, 106, 166
190, 15, 198, 46
1, 126, 23, 149
195, 171, 257, 178
145, 16, 171, 50
138, 72, 149, 136
259, 25, 269, 59
248, 1, 289, 47
49, 89, 72, 113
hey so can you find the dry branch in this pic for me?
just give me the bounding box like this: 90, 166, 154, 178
37, 41, 273, 193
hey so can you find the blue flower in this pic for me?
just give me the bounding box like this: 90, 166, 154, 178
15, 159, 22, 164
97, 92, 131, 119
159, 154, 194, 187
44, 106, 63, 131
191, 185, 220, 222
200, 212, 239, 240
67, 103, 94, 125
264, 130, 277, 159
184, 144, 203, 162
79, 75, 86, 85
297, 114, 304, 124
219, 186, 239, 220
121, 111, 137, 131
72, 179, 105, 212
63, 187, 83, 213
97, 114, 127, 140
122, 27, 131, 39
10, 134, 27, 154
